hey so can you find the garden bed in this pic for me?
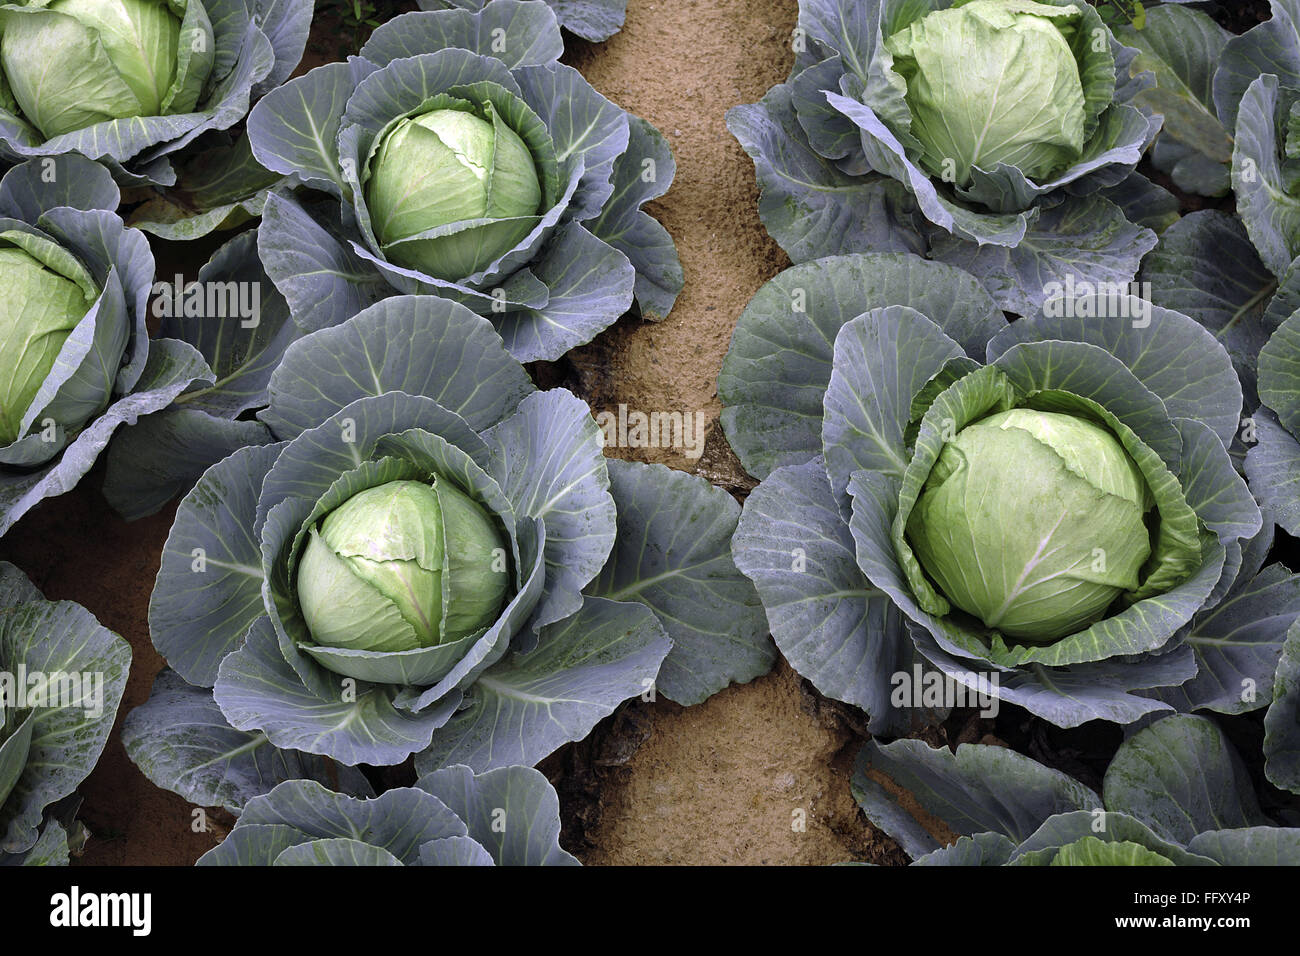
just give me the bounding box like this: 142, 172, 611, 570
0, 0, 1295, 869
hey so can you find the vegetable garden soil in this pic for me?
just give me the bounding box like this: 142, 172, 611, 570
554, 0, 916, 866
5, 0, 1275, 867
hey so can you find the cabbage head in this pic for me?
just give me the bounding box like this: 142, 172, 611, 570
720, 253, 1286, 731
727, 0, 1164, 316
0, 0, 312, 185
247, 1, 683, 362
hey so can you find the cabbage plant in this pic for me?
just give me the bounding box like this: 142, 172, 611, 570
416, 0, 625, 43
1127, 3, 1300, 406
0, 562, 130, 866
0, 155, 214, 538
125, 130, 287, 241
721, 252, 1300, 731
1266, 619, 1300, 795
1212, 0, 1300, 278
727, 0, 1168, 315
0, 0, 312, 185
853, 714, 1300, 865
0, 0, 206, 139
1128, 3, 1300, 548
1127, 0, 1300, 560
122, 295, 771, 789
247, 0, 683, 361
1111, 3, 1234, 198
199, 766, 579, 866
1248, 313, 1300, 540
99, 228, 305, 521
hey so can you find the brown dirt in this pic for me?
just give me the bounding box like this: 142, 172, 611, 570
563, 0, 796, 482
573, 661, 904, 866
0, 0, 908, 866
560, 0, 904, 865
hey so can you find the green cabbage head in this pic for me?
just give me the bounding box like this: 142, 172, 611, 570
884, 0, 1088, 187
0, 235, 97, 445
906, 408, 1155, 643
0, 0, 210, 140
296, 478, 510, 655
366, 104, 543, 281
